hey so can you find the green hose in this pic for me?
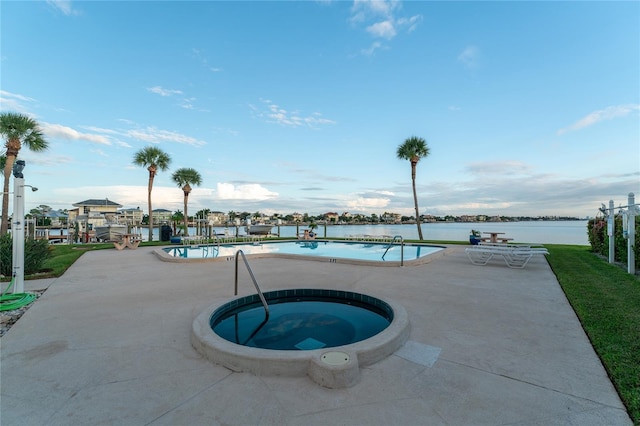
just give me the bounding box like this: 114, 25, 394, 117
1, 275, 37, 312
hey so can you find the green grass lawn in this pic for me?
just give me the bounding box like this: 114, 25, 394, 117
25, 241, 640, 423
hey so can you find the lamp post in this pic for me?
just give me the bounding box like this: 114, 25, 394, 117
11, 160, 26, 293
10, 160, 38, 294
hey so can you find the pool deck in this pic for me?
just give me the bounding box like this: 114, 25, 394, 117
1, 245, 632, 425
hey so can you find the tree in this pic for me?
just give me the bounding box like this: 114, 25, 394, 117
0, 112, 49, 234
30, 205, 52, 226
171, 168, 202, 237
133, 146, 171, 242
171, 210, 183, 235
396, 136, 430, 240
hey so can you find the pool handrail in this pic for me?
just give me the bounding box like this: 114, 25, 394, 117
234, 249, 270, 319
382, 235, 404, 266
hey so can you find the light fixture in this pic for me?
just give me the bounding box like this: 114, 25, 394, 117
11, 160, 27, 294
12, 160, 25, 178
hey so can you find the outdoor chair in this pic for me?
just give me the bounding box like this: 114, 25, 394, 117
465, 245, 549, 269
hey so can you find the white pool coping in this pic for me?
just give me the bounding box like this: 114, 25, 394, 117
153, 238, 452, 267
191, 291, 410, 388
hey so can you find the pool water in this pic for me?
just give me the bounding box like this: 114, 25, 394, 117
210, 290, 393, 350
164, 240, 441, 262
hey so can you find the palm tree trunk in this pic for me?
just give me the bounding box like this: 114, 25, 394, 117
183, 193, 189, 236
147, 191, 153, 242
147, 175, 154, 242
411, 162, 424, 240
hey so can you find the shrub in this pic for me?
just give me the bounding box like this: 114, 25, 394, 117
24, 237, 51, 274
589, 216, 640, 267
0, 234, 51, 277
588, 219, 607, 256
0, 233, 11, 276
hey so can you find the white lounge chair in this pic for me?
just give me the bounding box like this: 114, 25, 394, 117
465, 245, 549, 269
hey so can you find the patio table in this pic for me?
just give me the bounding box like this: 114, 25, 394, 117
483, 231, 506, 243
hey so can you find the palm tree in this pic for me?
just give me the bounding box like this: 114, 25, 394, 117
171, 168, 202, 237
0, 112, 49, 234
171, 210, 183, 235
396, 136, 430, 240
133, 146, 171, 242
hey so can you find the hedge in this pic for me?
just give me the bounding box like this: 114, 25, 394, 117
0, 233, 52, 277
588, 215, 640, 267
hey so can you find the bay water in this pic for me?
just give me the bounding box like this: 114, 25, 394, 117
156, 220, 589, 245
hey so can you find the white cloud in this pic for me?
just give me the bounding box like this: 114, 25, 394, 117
126, 127, 207, 147
43, 121, 207, 149
41, 122, 112, 145
345, 196, 390, 211
351, 0, 399, 22
0, 90, 35, 103
54, 185, 213, 211
350, 0, 422, 53
179, 97, 197, 110
216, 182, 279, 201
458, 46, 479, 68
46, 0, 79, 16
252, 99, 336, 128
25, 154, 74, 167
366, 20, 396, 39
80, 126, 120, 135
361, 41, 384, 56
0, 90, 37, 113
557, 104, 640, 135
304, 112, 336, 127
396, 15, 421, 33
465, 160, 534, 176
190, 48, 222, 73
147, 86, 183, 97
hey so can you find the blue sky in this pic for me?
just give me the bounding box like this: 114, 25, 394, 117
1, 0, 638, 218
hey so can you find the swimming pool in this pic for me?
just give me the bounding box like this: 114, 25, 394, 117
156, 240, 445, 266
210, 289, 393, 350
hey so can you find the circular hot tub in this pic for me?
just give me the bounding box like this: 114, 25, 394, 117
192, 289, 410, 388
211, 289, 393, 350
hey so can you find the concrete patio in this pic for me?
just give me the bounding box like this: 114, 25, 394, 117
0, 244, 632, 425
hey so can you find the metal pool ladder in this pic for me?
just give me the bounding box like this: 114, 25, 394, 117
234, 250, 270, 318
382, 235, 404, 266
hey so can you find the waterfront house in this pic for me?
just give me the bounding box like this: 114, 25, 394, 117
382, 212, 402, 223
68, 199, 123, 233
69, 199, 122, 223
151, 208, 173, 224
206, 211, 228, 225
118, 207, 144, 225
324, 212, 340, 223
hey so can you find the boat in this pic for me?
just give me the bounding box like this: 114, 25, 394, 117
245, 223, 274, 235
95, 223, 128, 241
95, 216, 128, 242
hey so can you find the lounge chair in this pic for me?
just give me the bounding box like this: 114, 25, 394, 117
465, 244, 549, 269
